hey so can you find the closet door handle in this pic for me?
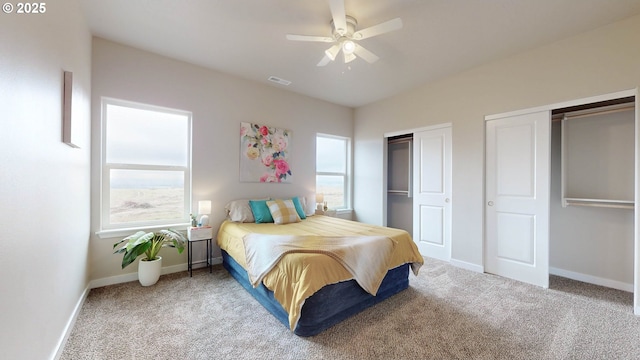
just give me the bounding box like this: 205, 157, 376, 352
445, 198, 450, 203
488, 201, 494, 206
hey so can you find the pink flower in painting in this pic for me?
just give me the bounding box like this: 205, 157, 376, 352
272, 135, 287, 152
260, 173, 279, 183
240, 122, 292, 183
273, 159, 290, 177
262, 154, 273, 167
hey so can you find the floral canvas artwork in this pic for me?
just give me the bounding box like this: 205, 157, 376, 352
240, 122, 292, 183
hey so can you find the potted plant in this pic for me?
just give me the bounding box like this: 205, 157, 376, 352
113, 229, 187, 286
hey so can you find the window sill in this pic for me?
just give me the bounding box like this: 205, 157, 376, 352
335, 208, 353, 215
96, 223, 190, 239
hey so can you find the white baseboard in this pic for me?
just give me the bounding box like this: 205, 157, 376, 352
549, 267, 633, 292
89, 257, 223, 289
450, 258, 484, 273
52, 284, 90, 360
88, 264, 182, 289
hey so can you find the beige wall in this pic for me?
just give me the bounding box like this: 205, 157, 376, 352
0, 1, 92, 359
89, 38, 353, 281
354, 14, 640, 274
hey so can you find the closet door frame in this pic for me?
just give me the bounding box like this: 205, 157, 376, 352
484, 88, 639, 315
383, 123, 452, 226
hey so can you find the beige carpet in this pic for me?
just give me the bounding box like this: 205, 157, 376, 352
61, 259, 640, 359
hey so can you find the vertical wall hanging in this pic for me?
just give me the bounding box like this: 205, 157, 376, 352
62, 70, 79, 148
240, 122, 292, 183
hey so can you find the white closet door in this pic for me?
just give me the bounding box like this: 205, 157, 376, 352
412, 126, 452, 261
485, 111, 550, 288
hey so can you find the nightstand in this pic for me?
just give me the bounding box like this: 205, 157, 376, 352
187, 226, 213, 277
315, 209, 337, 217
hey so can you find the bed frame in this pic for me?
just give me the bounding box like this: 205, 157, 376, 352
222, 250, 410, 337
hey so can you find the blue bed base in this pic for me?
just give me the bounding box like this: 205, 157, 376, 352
221, 250, 410, 337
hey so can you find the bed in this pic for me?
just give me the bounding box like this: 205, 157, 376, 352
216, 200, 423, 337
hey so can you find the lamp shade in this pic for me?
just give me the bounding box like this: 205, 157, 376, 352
197, 200, 212, 227
198, 200, 211, 215
324, 44, 340, 61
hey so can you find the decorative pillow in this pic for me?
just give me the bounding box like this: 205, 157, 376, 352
225, 198, 268, 223
249, 199, 274, 223
267, 199, 301, 225
290, 196, 307, 220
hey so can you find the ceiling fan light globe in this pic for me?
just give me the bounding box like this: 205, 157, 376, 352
342, 40, 356, 54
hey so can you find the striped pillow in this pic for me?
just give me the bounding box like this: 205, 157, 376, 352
266, 199, 301, 225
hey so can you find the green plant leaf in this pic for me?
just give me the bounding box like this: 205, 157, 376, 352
114, 229, 188, 269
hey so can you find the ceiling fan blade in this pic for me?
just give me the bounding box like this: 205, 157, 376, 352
329, 0, 347, 36
353, 43, 379, 63
286, 34, 334, 42
353, 18, 403, 40
317, 55, 332, 67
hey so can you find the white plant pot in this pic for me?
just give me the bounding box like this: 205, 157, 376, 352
138, 256, 162, 286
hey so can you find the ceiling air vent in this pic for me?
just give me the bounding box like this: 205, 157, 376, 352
268, 76, 291, 86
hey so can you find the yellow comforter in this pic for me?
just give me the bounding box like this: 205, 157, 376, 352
216, 215, 424, 330
243, 234, 396, 295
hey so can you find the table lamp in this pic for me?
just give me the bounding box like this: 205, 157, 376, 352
315, 194, 324, 210
198, 200, 211, 226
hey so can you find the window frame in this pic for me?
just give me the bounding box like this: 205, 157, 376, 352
315, 133, 352, 211
99, 97, 192, 234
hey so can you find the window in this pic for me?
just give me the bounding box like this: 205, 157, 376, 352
316, 134, 351, 210
101, 98, 191, 231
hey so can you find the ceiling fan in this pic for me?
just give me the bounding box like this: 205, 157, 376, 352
286, 0, 403, 66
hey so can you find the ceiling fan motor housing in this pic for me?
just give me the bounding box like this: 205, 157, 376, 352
331, 15, 358, 38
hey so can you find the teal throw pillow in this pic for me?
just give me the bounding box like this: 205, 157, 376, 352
291, 197, 307, 220
249, 199, 274, 223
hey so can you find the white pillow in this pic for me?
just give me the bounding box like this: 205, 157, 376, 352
225, 198, 268, 223
296, 195, 316, 216
297, 196, 309, 215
